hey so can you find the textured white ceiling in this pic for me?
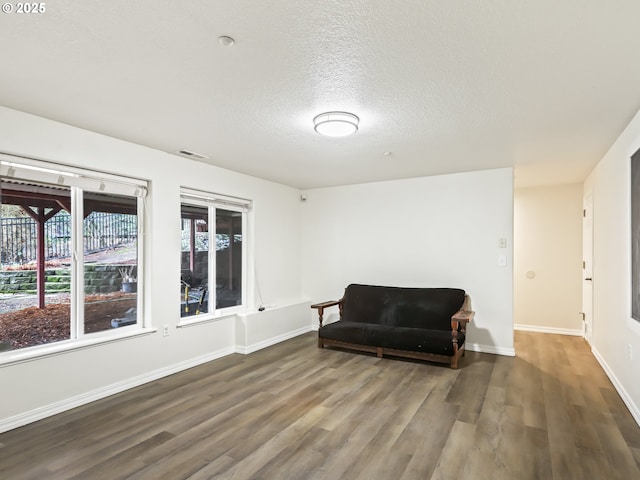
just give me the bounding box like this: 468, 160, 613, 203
1, 1, 640, 189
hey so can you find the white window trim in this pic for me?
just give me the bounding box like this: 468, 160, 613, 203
0, 152, 147, 197
178, 188, 251, 326
0, 155, 149, 364
180, 187, 250, 212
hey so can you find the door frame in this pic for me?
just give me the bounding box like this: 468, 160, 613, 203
582, 191, 594, 344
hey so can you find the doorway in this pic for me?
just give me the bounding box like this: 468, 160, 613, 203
582, 192, 594, 344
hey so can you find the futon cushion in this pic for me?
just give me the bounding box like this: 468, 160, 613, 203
341, 284, 465, 331
319, 321, 464, 357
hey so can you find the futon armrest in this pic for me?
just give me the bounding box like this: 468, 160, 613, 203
452, 309, 475, 322
450, 294, 474, 333
310, 300, 341, 310
451, 309, 474, 333
310, 299, 342, 328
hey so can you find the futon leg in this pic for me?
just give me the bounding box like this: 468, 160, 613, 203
450, 354, 459, 369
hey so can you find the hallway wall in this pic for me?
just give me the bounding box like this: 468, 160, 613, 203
514, 184, 583, 335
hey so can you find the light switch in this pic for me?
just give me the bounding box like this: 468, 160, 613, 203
497, 255, 507, 266
498, 238, 507, 248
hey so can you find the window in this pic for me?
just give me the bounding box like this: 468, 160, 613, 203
180, 188, 249, 321
0, 155, 147, 356
83, 192, 140, 334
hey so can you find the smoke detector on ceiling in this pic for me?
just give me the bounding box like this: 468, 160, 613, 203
218, 35, 235, 47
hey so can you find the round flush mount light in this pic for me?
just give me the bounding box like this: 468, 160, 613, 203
218, 35, 235, 47
313, 111, 359, 137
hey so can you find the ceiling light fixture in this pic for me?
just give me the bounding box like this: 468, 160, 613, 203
313, 111, 359, 137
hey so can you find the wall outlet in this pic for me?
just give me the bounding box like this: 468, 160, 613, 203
498, 237, 507, 248
163, 325, 169, 337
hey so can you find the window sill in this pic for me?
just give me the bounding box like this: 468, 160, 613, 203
0, 327, 157, 367
177, 310, 242, 328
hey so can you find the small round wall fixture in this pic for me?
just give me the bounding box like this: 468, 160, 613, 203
218, 35, 235, 47
313, 111, 359, 137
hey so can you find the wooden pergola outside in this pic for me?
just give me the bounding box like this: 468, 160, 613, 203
1, 180, 136, 308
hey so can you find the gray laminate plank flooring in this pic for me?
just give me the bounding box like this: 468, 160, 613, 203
1, 331, 639, 479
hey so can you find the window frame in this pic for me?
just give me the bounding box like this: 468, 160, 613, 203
179, 188, 250, 326
0, 154, 150, 365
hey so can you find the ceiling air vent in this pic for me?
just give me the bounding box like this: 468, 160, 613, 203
177, 150, 209, 160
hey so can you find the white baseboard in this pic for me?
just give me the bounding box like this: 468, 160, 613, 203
0, 346, 235, 434
235, 326, 312, 355
591, 347, 640, 428
235, 301, 311, 353
514, 324, 583, 337
466, 343, 516, 357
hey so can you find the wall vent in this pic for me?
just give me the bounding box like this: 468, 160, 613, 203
177, 150, 209, 160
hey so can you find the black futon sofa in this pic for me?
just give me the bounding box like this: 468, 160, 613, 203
311, 284, 474, 369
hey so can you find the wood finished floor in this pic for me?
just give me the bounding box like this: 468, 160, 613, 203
1, 332, 640, 479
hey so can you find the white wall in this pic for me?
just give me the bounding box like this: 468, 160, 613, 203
0, 106, 306, 429
301, 168, 515, 356
585, 108, 640, 425
0, 106, 518, 429
514, 184, 583, 335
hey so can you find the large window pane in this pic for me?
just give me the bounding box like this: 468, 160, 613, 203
0, 157, 147, 357
216, 208, 242, 309
180, 204, 208, 317
83, 192, 138, 333
0, 180, 72, 350
179, 193, 247, 320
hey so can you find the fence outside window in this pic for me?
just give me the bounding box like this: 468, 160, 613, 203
1, 212, 137, 266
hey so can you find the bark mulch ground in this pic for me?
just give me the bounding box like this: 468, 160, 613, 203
0, 293, 137, 350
